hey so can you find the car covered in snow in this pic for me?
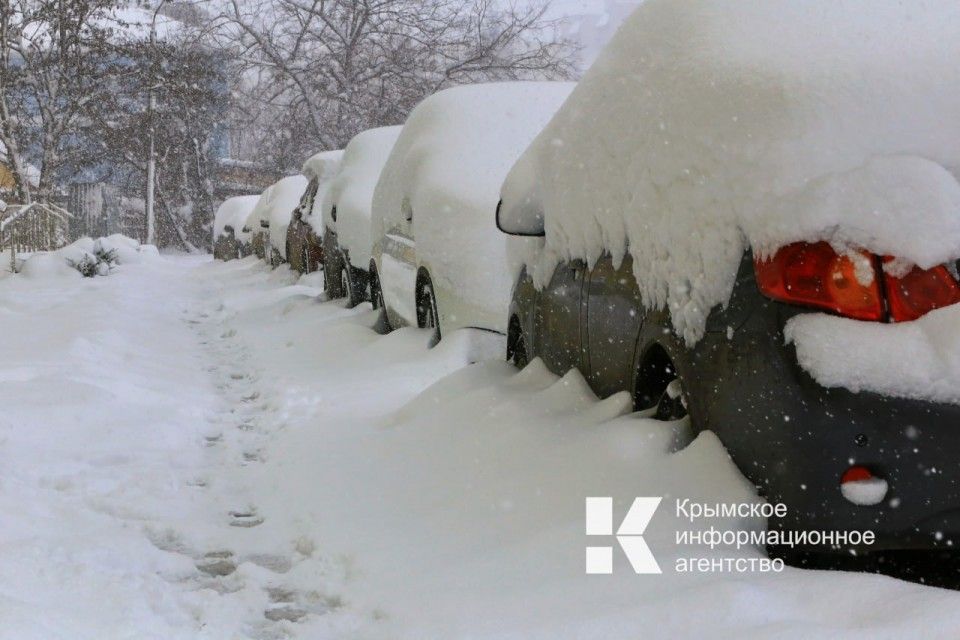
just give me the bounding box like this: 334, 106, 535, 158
320, 126, 401, 305
213, 195, 259, 261
245, 175, 309, 265
370, 82, 573, 339
286, 150, 343, 274
497, 0, 960, 564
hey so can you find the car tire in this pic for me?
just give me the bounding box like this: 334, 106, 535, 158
632, 311, 696, 425
507, 315, 529, 368
416, 270, 441, 345
369, 262, 391, 334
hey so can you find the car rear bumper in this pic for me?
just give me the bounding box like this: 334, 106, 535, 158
699, 306, 960, 554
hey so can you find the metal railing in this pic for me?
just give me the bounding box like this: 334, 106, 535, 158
0, 202, 73, 271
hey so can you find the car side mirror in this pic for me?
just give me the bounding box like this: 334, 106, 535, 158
224, 224, 235, 235
496, 199, 545, 237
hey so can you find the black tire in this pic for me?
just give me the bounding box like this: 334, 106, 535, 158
416, 271, 441, 343
369, 262, 392, 334
507, 316, 529, 368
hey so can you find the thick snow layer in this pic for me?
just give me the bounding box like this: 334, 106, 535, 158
500, 0, 960, 345
786, 305, 960, 405
300, 149, 343, 181
8, 253, 960, 636
17, 235, 157, 280
213, 195, 259, 243
321, 126, 401, 268
301, 151, 344, 235
245, 175, 308, 260
371, 82, 573, 331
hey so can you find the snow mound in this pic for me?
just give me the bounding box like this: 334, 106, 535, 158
213, 195, 259, 244
786, 305, 960, 405
18, 252, 82, 280
301, 149, 343, 181
17, 235, 157, 280
371, 82, 574, 331
321, 126, 402, 268
500, 0, 960, 344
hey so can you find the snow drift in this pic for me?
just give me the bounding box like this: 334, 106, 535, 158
499, 0, 960, 345
321, 126, 402, 269
372, 82, 574, 332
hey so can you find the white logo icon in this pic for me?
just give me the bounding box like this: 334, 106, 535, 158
585, 497, 662, 574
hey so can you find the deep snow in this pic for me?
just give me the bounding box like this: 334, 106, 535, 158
4, 253, 960, 638
500, 0, 960, 345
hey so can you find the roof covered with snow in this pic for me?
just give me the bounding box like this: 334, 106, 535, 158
213, 195, 259, 242
301, 150, 344, 182
500, 0, 960, 344
373, 81, 574, 330
320, 126, 402, 267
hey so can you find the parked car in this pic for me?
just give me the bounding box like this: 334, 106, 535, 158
320, 126, 402, 305
287, 150, 343, 274
496, 0, 960, 566
245, 175, 308, 265
213, 195, 259, 261
371, 82, 573, 340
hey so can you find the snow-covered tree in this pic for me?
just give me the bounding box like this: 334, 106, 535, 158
215, 0, 578, 169
0, 0, 123, 204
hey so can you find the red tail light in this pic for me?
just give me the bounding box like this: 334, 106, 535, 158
883, 260, 960, 322
753, 242, 884, 321
754, 242, 960, 322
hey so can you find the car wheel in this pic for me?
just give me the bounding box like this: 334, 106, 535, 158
369, 263, 392, 334
635, 342, 689, 422
507, 316, 529, 368
416, 271, 441, 344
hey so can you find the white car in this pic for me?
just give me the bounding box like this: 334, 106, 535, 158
212, 195, 259, 260
370, 82, 574, 339
244, 175, 308, 265
318, 126, 402, 305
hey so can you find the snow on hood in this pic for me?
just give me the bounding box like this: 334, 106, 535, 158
321, 126, 402, 268
372, 82, 574, 330
500, 0, 960, 344
213, 195, 259, 243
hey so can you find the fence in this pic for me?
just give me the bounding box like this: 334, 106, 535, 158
0, 202, 73, 271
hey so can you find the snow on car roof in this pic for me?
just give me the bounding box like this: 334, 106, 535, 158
213, 195, 259, 241
321, 126, 402, 268
301, 150, 344, 182
246, 174, 308, 230
500, 0, 960, 345
371, 81, 574, 328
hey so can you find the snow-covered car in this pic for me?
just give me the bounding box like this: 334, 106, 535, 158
212, 195, 258, 261
245, 175, 309, 265
370, 82, 573, 339
497, 0, 960, 565
286, 150, 343, 274
320, 126, 401, 305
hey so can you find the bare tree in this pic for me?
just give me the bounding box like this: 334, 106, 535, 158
214, 0, 577, 167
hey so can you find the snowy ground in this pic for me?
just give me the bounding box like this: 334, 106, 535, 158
3, 253, 960, 639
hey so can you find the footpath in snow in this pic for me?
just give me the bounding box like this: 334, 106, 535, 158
3, 253, 960, 639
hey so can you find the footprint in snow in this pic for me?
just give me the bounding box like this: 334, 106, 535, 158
196, 550, 237, 577
229, 509, 264, 528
